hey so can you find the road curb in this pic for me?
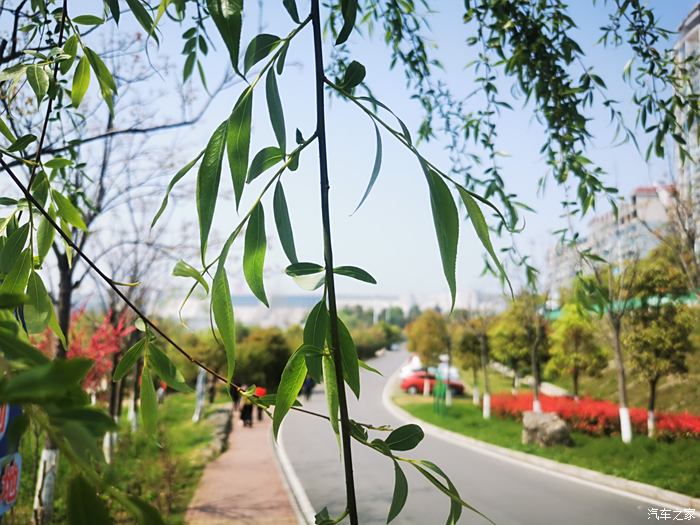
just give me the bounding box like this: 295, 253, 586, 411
382, 372, 700, 512
272, 425, 316, 525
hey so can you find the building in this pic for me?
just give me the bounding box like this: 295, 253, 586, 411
547, 186, 671, 298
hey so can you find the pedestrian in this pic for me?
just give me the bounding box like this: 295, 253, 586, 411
240, 385, 253, 427
156, 380, 167, 404
302, 376, 315, 401
255, 385, 267, 421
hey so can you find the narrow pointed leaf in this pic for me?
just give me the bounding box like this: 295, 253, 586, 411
247, 146, 283, 183
36, 215, 55, 263
24, 271, 53, 333
125, 0, 158, 43
322, 354, 339, 441
456, 186, 511, 294
0, 250, 31, 294
197, 121, 227, 262
273, 181, 298, 263
172, 260, 208, 293
303, 301, 328, 382
333, 265, 376, 284
113, 339, 146, 382
51, 190, 87, 231
212, 264, 236, 382
272, 344, 309, 438
425, 167, 458, 310
243, 202, 268, 306
26, 64, 49, 103
207, 0, 243, 76
227, 89, 253, 209
243, 34, 280, 74
336, 0, 358, 45
336, 318, 360, 398
388, 461, 408, 523
71, 56, 90, 108
353, 122, 381, 213
68, 475, 112, 525
286, 262, 323, 276
140, 367, 157, 436
283, 0, 300, 23
0, 224, 29, 273
147, 342, 192, 392
266, 69, 286, 152
152, 150, 203, 228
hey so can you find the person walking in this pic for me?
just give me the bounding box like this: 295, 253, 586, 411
254, 385, 267, 421
240, 385, 253, 427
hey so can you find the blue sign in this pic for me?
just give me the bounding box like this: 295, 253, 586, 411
0, 405, 22, 517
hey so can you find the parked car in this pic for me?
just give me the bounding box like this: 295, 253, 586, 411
400, 370, 465, 395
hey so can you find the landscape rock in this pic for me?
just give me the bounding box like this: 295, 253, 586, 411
522, 411, 572, 447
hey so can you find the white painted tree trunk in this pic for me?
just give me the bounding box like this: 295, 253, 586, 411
102, 431, 119, 464
472, 386, 480, 405
128, 395, 138, 432
482, 393, 491, 419
532, 399, 542, 413
192, 368, 207, 422
647, 410, 655, 438
33, 448, 59, 523
445, 387, 453, 407
619, 407, 632, 443
422, 378, 430, 397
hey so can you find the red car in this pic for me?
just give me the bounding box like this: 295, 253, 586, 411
400, 371, 465, 396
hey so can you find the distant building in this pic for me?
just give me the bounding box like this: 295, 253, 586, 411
547, 186, 671, 298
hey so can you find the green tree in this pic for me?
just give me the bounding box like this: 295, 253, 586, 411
450, 321, 481, 402
546, 304, 607, 399
625, 254, 694, 437
406, 310, 449, 368
236, 328, 293, 389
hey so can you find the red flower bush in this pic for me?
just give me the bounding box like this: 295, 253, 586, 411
490, 392, 700, 440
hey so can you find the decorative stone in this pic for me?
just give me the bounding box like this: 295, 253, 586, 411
522, 411, 572, 447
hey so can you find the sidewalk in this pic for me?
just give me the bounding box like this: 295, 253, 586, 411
186, 411, 299, 525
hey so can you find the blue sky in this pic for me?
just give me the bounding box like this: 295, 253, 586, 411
103, 1, 698, 308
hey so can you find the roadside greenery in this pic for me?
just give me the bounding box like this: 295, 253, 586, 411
396, 396, 700, 498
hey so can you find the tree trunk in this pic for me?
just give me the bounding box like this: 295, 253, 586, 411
129, 357, 144, 432
471, 368, 480, 405
34, 253, 73, 523
611, 318, 631, 443
572, 366, 580, 401
530, 325, 542, 413
648, 377, 658, 438
208, 374, 217, 404
479, 334, 491, 419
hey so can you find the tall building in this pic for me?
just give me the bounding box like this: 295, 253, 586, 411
547, 186, 671, 298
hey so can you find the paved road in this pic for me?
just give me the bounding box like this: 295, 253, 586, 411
281, 349, 657, 524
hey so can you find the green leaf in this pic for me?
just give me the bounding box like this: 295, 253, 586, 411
227, 89, 253, 210
333, 265, 376, 284
282, 0, 300, 23
147, 342, 191, 392
26, 64, 49, 103
385, 424, 424, 451
322, 354, 339, 440
243, 33, 280, 74
276, 41, 289, 75
0, 223, 29, 273
44, 157, 72, 169
246, 146, 283, 183
36, 214, 54, 264
84, 47, 116, 113
125, 0, 158, 43
387, 461, 408, 523
71, 56, 90, 108
353, 122, 381, 212
113, 338, 146, 382
60, 35, 78, 75
303, 301, 328, 382
51, 190, 87, 230
0, 293, 28, 309
212, 263, 236, 382
183, 53, 196, 82
207, 0, 243, 77
140, 366, 157, 436
336, 0, 358, 45
196, 121, 228, 262
7, 134, 36, 152
266, 69, 286, 153
0, 327, 49, 366
0, 358, 92, 403
456, 186, 511, 294
0, 117, 14, 143
273, 181, 298, 264
425, 167, 458, 311
358, 359, 382, 376
336, 318, 360, 398
272, 344, 309, 438
105, 0, 120, 23
152, 149, 204, 228
31, 171, 49, 207
24, 270, 53, 334
172, 260, 208, 294
339, 60, 365, 90
68, 475, 112, 525
72, 15, 105, 25
286, 262, 323, 276
0, 249, 31, 295
243, 202, 268, 306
